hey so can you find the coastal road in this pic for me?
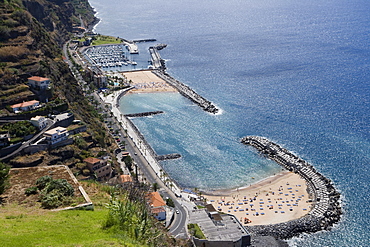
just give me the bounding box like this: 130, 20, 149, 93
64, 40, 189, 239
105, 111, 189, 238
162, 190, 188, 238
119, 125, 188, 238
93, 92, 189, 238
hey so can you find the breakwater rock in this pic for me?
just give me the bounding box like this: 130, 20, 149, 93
241, 136, 342, 239
125, 111, 164, 118
156, 153, 181, 161
153, 70, 219, 114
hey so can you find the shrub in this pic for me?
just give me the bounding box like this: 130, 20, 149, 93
42, 179, 74, 197
36, 175, 53, 190
0, 25, 10, 41
34, 176, 75, 209
41, 192, 61, 209
82, 169, 91, 176
25, 186, 38, 196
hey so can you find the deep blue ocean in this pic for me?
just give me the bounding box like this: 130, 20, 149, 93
89, 0, 370, 245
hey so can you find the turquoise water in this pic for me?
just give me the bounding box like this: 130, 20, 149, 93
90, 0, 370, 245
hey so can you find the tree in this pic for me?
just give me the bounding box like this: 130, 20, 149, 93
122, 155, 133, 171
166, 198, 175, 208
152, 182, 159, 192
0, 162, 10, 195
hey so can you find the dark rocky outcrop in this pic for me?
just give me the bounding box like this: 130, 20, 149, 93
125, 111, 164, 118
156, 153, 181, 161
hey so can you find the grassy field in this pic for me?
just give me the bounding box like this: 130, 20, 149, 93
78, 35, 123, 46
0, 204, 145, 247
0, 181, 148, 247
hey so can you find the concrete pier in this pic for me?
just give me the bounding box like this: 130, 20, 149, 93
241, 136, 342, 239
149, 47, 163, 69
123, 41, 138, 54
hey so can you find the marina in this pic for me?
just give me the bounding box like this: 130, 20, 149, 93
83, 44, 138, 70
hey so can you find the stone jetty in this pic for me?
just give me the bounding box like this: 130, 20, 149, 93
152, 70, 219, 114
124, 111, 164, 118
156, 153, 181, 161
241, 136, 342, 239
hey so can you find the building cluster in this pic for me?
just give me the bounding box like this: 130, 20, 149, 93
9, 76, 52, 113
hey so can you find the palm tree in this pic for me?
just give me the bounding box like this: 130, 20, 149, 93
152, 182, 159, 192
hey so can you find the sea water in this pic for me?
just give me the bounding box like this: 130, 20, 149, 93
89, 0, 370, 245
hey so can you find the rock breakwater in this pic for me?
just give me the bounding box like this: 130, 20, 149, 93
125, 111, 164, 118
156, 153, 181, 161
152, 70, 219, 114
241, 136, 342, 239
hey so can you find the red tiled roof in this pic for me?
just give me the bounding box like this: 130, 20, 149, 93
11, 100, 39, 109
148, 191, 166, 208
83, 157, 101, 164
28, 76, 49, 82
120, 174, 132, 183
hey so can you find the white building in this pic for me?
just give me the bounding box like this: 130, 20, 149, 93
10, 100, 40, 113
0, 133, 10, 147
30, 116, 48, 130
28, 76, 51, 91
43, 126, 68, 145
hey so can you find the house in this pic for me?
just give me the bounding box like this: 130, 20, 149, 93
10, 100, 40, 113
28, 76, 51, 91
43, 126, 68, 145
83, 157, 112, 179
147, 191, 166, 221
0, 133, 10, 147
30, 116, 48, 130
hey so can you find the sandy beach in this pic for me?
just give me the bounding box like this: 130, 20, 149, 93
122, 70, 178, 93
204, 171, 313, 226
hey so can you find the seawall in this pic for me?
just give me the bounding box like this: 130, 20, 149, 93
241, 136, 342, 239
152, 70, 219, 114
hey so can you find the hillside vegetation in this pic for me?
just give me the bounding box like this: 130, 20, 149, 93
0, 0, 108, 147
0, 181, 186, 247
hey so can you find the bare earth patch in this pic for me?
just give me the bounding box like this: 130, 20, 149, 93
1, 165, 86, 208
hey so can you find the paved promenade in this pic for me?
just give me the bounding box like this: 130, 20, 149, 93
99, 89, 182, 196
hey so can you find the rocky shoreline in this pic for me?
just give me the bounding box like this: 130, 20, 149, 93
241, 136, 342, 239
